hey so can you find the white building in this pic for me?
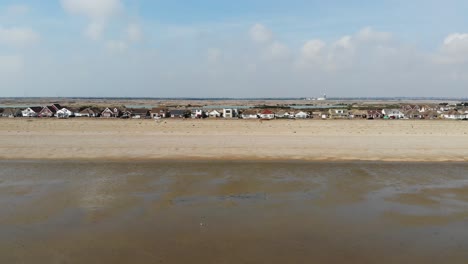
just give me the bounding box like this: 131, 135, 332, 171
56, 108, 74, 118
208, 110, 222, 118
382, 109, 405, 119
295, 111, 309, 119
22, 107, 42, 117
223, 108, 238, 118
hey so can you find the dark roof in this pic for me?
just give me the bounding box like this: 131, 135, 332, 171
29, 106, 43, 113
169, 110, 187, 115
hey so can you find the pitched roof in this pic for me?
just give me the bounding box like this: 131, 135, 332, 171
260, 109, 274, 115
242, 109, 258, 115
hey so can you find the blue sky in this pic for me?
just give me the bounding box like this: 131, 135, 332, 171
1, 0, 468, 97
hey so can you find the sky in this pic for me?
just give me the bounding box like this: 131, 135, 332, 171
1, 0, 468, 98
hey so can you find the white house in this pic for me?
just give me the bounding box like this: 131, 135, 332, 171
382, 109, 405, 119
295, 111, 309, 119
22, 107, 42, 117
191, 109, 205, 118
223, 108, 238, 118
442, 110, 467, 120
208, 110, 221, 118
56, 108, 74, 118
241, 109, 258, 119
259, 110, 275, 120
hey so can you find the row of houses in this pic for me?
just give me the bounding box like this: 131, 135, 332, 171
2, 104, 468, 120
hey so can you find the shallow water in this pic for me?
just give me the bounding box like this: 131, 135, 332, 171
0, 161, 467, 263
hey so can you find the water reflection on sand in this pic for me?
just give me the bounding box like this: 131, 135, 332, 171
0, 161, 467, 263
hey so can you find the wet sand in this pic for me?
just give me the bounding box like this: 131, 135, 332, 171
1, 118, 468, 161
1, 161, 468, 263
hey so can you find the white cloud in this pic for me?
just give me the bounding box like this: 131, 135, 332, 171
356, 27, 392, 43
84, 22, 105, 40
61, 0, 123, 40
0, 26, 40, 46
249, 23, 273, 43
266, 42, 290, 60
106, 40, 127, 53
5, 4, 30, 16
302, 39, 326, 60
433, 33, 468, 64
61, 0, 122, 20
126, 23, 143, 42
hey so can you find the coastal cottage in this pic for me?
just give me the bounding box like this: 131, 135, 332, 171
422, 110, 440, 120
131, 108, 151, 119
367, 110, 384, 119
382, 109, 405, 119
191, 109, 205, 118
22, 107, 43, 117
442, 110, 466, 120
208, 110, 222, 118
56, 108, 75, 118
169, 109, 188, 118
223, 108, 237, 118
275, 110, 292, 119
295, 111, 309, 119
240, 109, 258, 119
38, 106, 57, 118
404, 110, 423, 119
348, 110, 367, 119
420, 104, 440, 112
329, 109, 349, 119
401, 105, 421, 111
75, 108, 96, 117
259, 109, 275, 120
101, 107, 121, 118
151, 107, 168, 118
2, 108, 22, 118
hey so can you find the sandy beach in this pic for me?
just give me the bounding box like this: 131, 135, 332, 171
0, 118, 467, 161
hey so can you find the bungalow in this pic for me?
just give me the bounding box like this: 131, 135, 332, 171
275, 110, 293, 119
22, 107, 43, 117
151, 107, 168, 118
404, 110, 423, 119
240, 109, 258, 119
57, 108, 75, 119
401, 105, 421, 111
191, 109, 205, 119
295, 111, 309, 119
208, 110, 222, 118
420, 104, 440, 112
348, 110, 367, 119
442, 110, 466, 120
2, 108, 22, 118
422, 110, 440, 120
223, 108, 238, 118
328, 109, 349, 119
259, 109, 275, 120
76, 108, 97, 117
367, 110, 384, 119
120, 109, 133, 119
101, 107, 121, 118
169, 109, 188, 118
382, 109, 405, 119
130, 108, 151, 119
38, 106, 57, 118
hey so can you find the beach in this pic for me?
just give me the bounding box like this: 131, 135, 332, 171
0, 118, 467, 161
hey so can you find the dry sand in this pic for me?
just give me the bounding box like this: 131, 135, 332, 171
1, 118, 467, 161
